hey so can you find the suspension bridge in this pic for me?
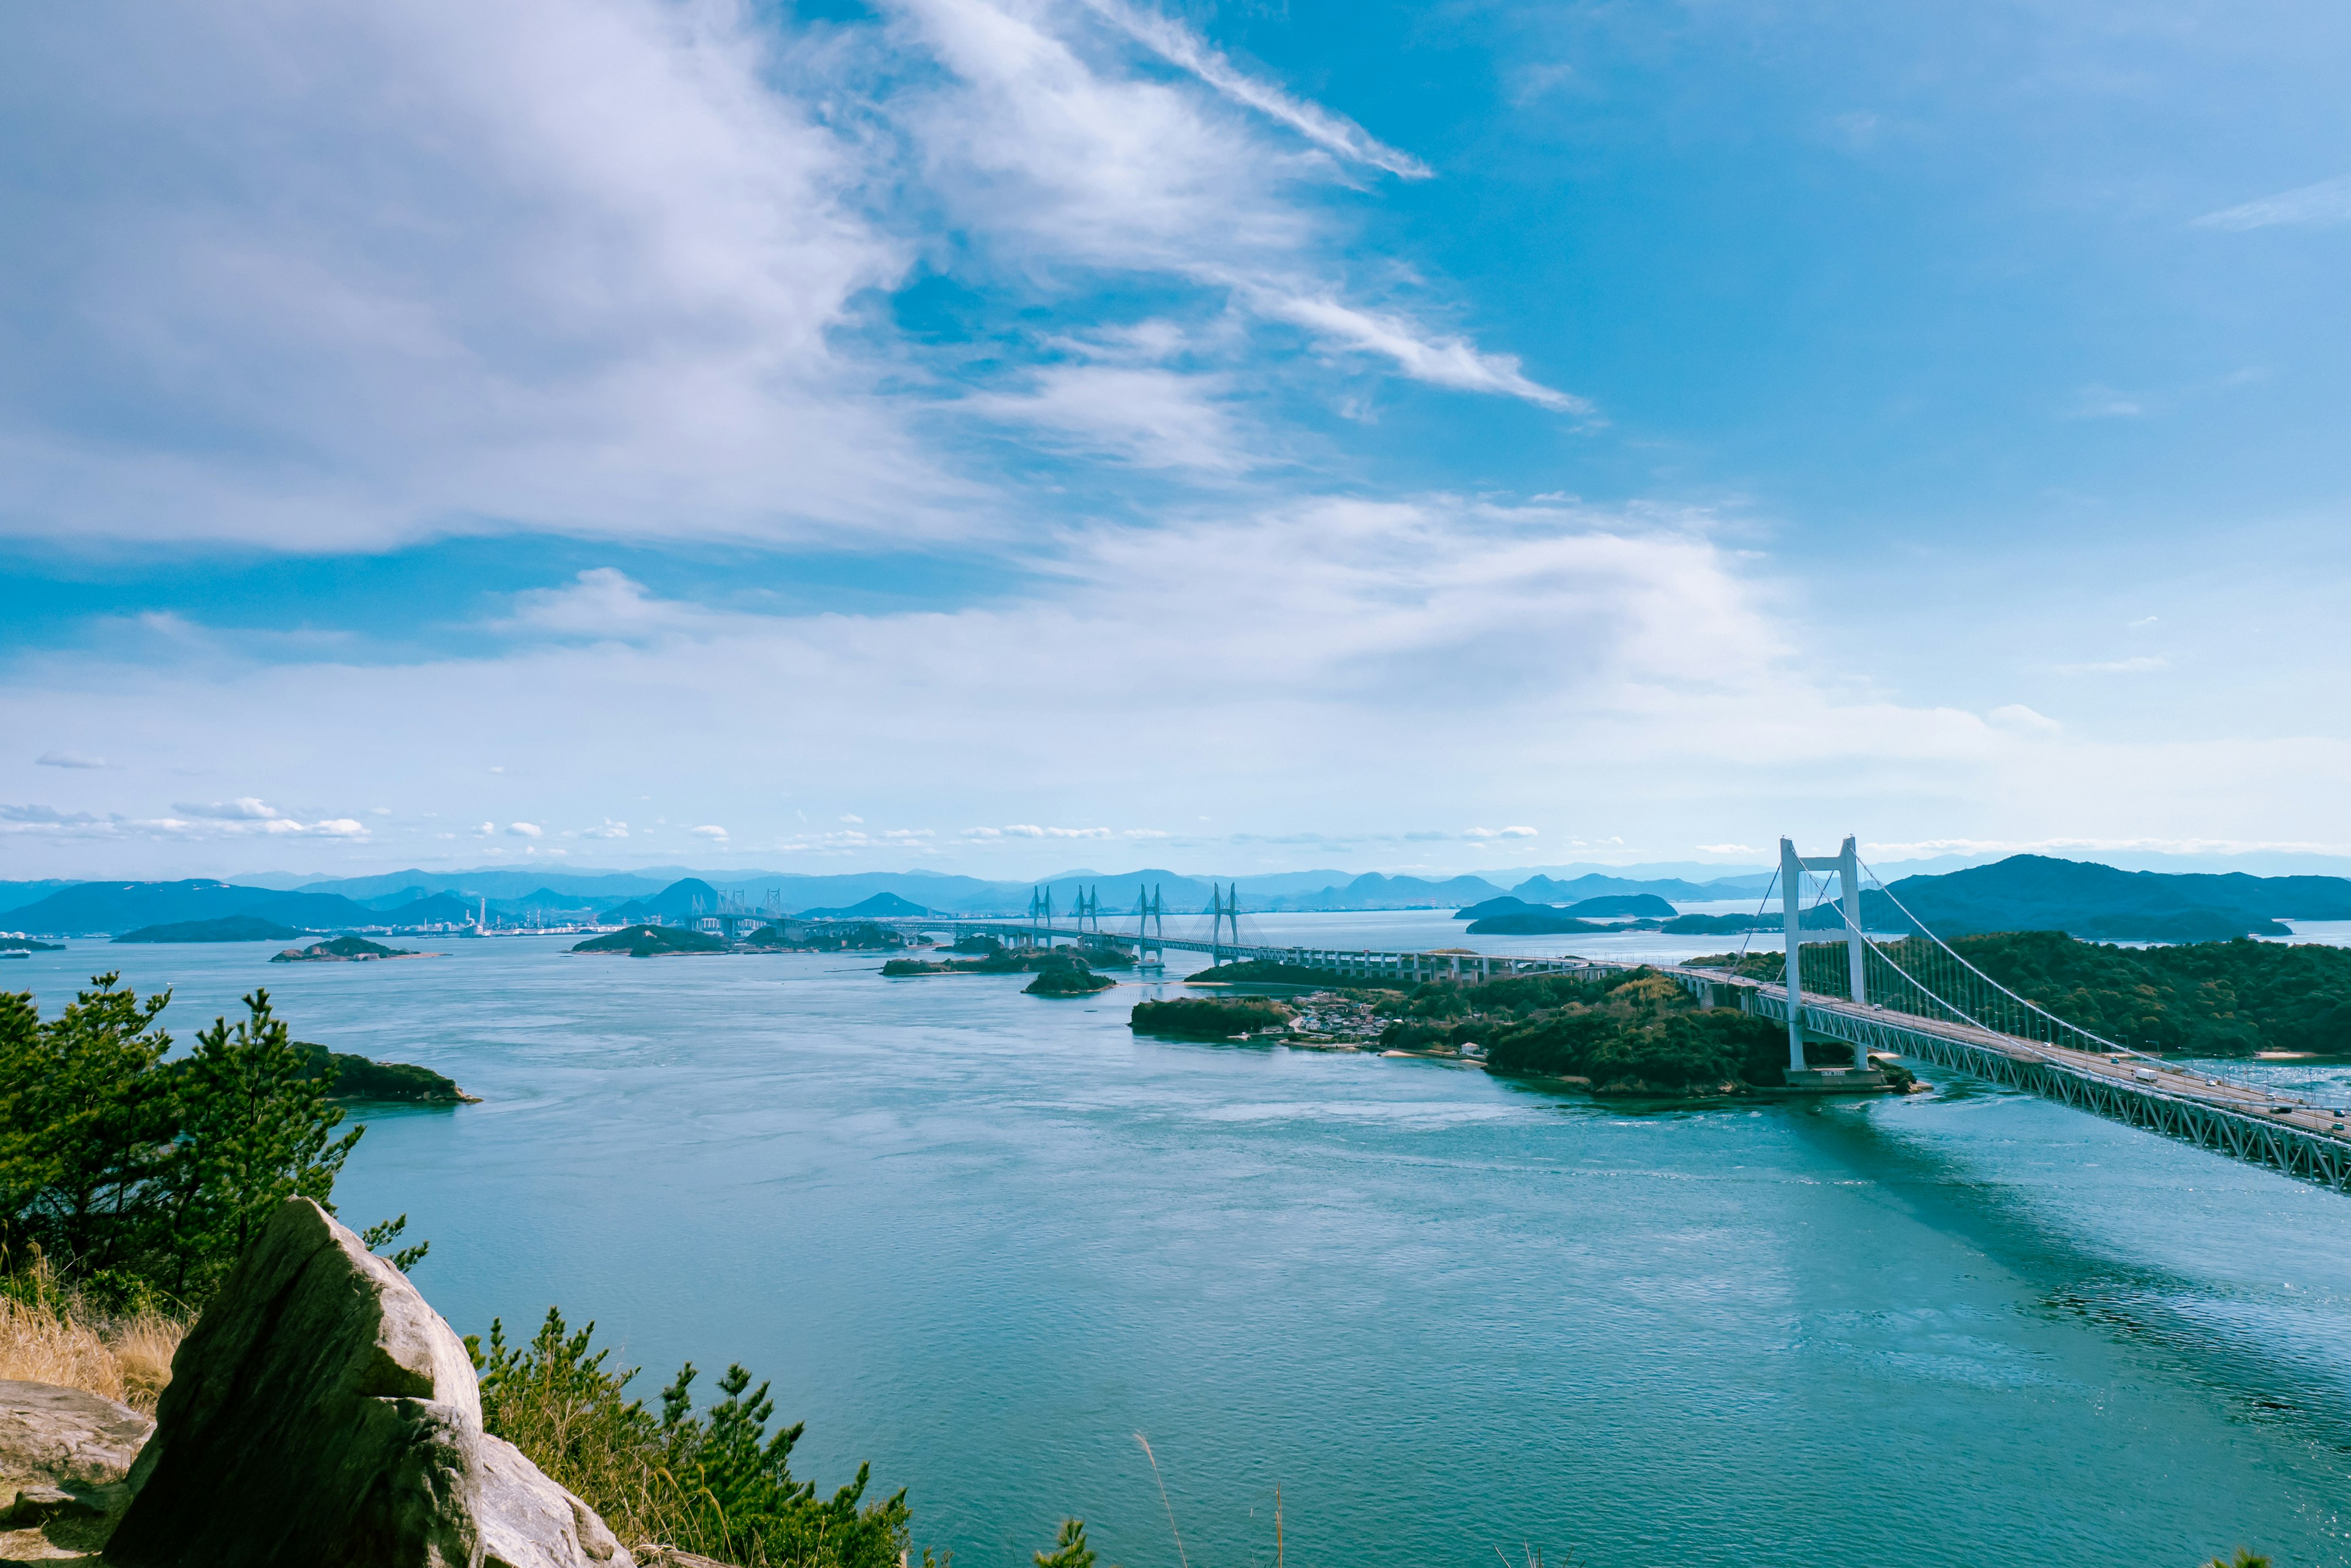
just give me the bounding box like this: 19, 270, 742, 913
933, 841, 2351, 1195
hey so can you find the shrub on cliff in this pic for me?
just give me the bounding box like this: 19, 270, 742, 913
473, 1307, 918, 1568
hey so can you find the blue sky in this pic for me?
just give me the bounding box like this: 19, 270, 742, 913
3, 0, 2347, 880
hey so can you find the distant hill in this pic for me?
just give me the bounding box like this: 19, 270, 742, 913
1455, 895, 1536, 920
0, 880, 82, 916
798, 891, 933, 918
1565, 893, 1678, 918
1457, 891, 1682, 921
116, 915, 306, 943
1510, 874, 1731, 903
15, 880, 380, 936
600, 878, 722, 925
1858, 855, 2351, 942
372, 891, 481, 926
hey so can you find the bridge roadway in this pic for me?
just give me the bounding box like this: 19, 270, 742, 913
935, 918, 2351, 1194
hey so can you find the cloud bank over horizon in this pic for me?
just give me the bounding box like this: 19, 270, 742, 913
2, 0, 2347, 880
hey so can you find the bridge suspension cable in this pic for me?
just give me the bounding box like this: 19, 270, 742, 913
1851, 854, 2307, 1106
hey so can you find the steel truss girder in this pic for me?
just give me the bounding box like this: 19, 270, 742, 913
1744, 992, 2351, 1193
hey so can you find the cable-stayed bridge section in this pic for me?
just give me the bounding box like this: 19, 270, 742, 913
941, 850, 2351, 1195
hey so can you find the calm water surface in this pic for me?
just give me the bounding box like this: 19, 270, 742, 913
13, 926, 2351, 1567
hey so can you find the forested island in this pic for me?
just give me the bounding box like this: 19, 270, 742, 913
572, 923, 731, 956
882, 939, 1123, 994
271, 936, 426, 962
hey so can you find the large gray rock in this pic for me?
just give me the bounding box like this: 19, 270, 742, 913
0, 1379, 154, 1555
103, 1196, 632, 1568
0, 1381, 151, 1493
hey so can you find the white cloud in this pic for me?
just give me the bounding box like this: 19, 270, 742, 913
2194, 173, 2351, 232
1, 800, 364, 841
961, 365, 1251, 472
1, 805, 107, 827
1251, 291, 1588, 413
899, 0, 1580, 411
1070, 0, 1430, 179
1987, 704, 2063, 734
0, 0, 951, 552
12, 496, 2349, 877
1463, 825, 1539, 839
692, 824, 729, 839
36, 751, 108, 769
1696, 843, 1758, 855
174, 797, 283, 821
508, 822, 544, 838
580, 819, 631, 839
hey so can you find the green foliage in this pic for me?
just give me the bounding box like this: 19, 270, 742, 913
167, 989, 366, 1292
1922, 931, 2351, 1056
1035, 1518, 1109, 1568
2203, 1551, 2270, 1568
0, 975, 178, 1278
1471, 972, 1790, 1094
473, 1307, 915, 1568
0, 976, 418, 1307
1130, 997, 1294, 1038
361, 1214, 430, 1273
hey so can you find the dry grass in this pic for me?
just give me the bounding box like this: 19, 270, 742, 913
0, 1255, 185, 1414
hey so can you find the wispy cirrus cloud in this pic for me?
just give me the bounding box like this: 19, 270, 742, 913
1071, 0, 1431, 179
2194, 173, 2351, 231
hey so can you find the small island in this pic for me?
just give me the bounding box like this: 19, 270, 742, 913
1023, 956, 1117, 996
0, 935, 64, 953
571, 924, 729, 957
294, 1040, 479, 1104
272, 935, 428, 962
116, 915, 306, 943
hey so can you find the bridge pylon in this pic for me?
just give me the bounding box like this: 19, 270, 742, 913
1134, 883, 1164, 968
1209, 883, 1242, 966
1780, 836, 1871, 1073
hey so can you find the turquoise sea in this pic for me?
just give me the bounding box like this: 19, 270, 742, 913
10, 924, 2351, 1567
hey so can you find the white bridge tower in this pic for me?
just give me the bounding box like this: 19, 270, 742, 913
1780, 836, 1870, 1073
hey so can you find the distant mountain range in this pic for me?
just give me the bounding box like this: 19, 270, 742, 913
13, 854, 2351, 939
1858, 855, 2351, 943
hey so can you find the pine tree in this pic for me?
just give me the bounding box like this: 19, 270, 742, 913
0, 974, 177, 1277
168, 988, 364, 1294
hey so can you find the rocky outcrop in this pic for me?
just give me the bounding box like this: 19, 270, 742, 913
102, 1196, 631, 1568
0, 1379, 154, 1556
